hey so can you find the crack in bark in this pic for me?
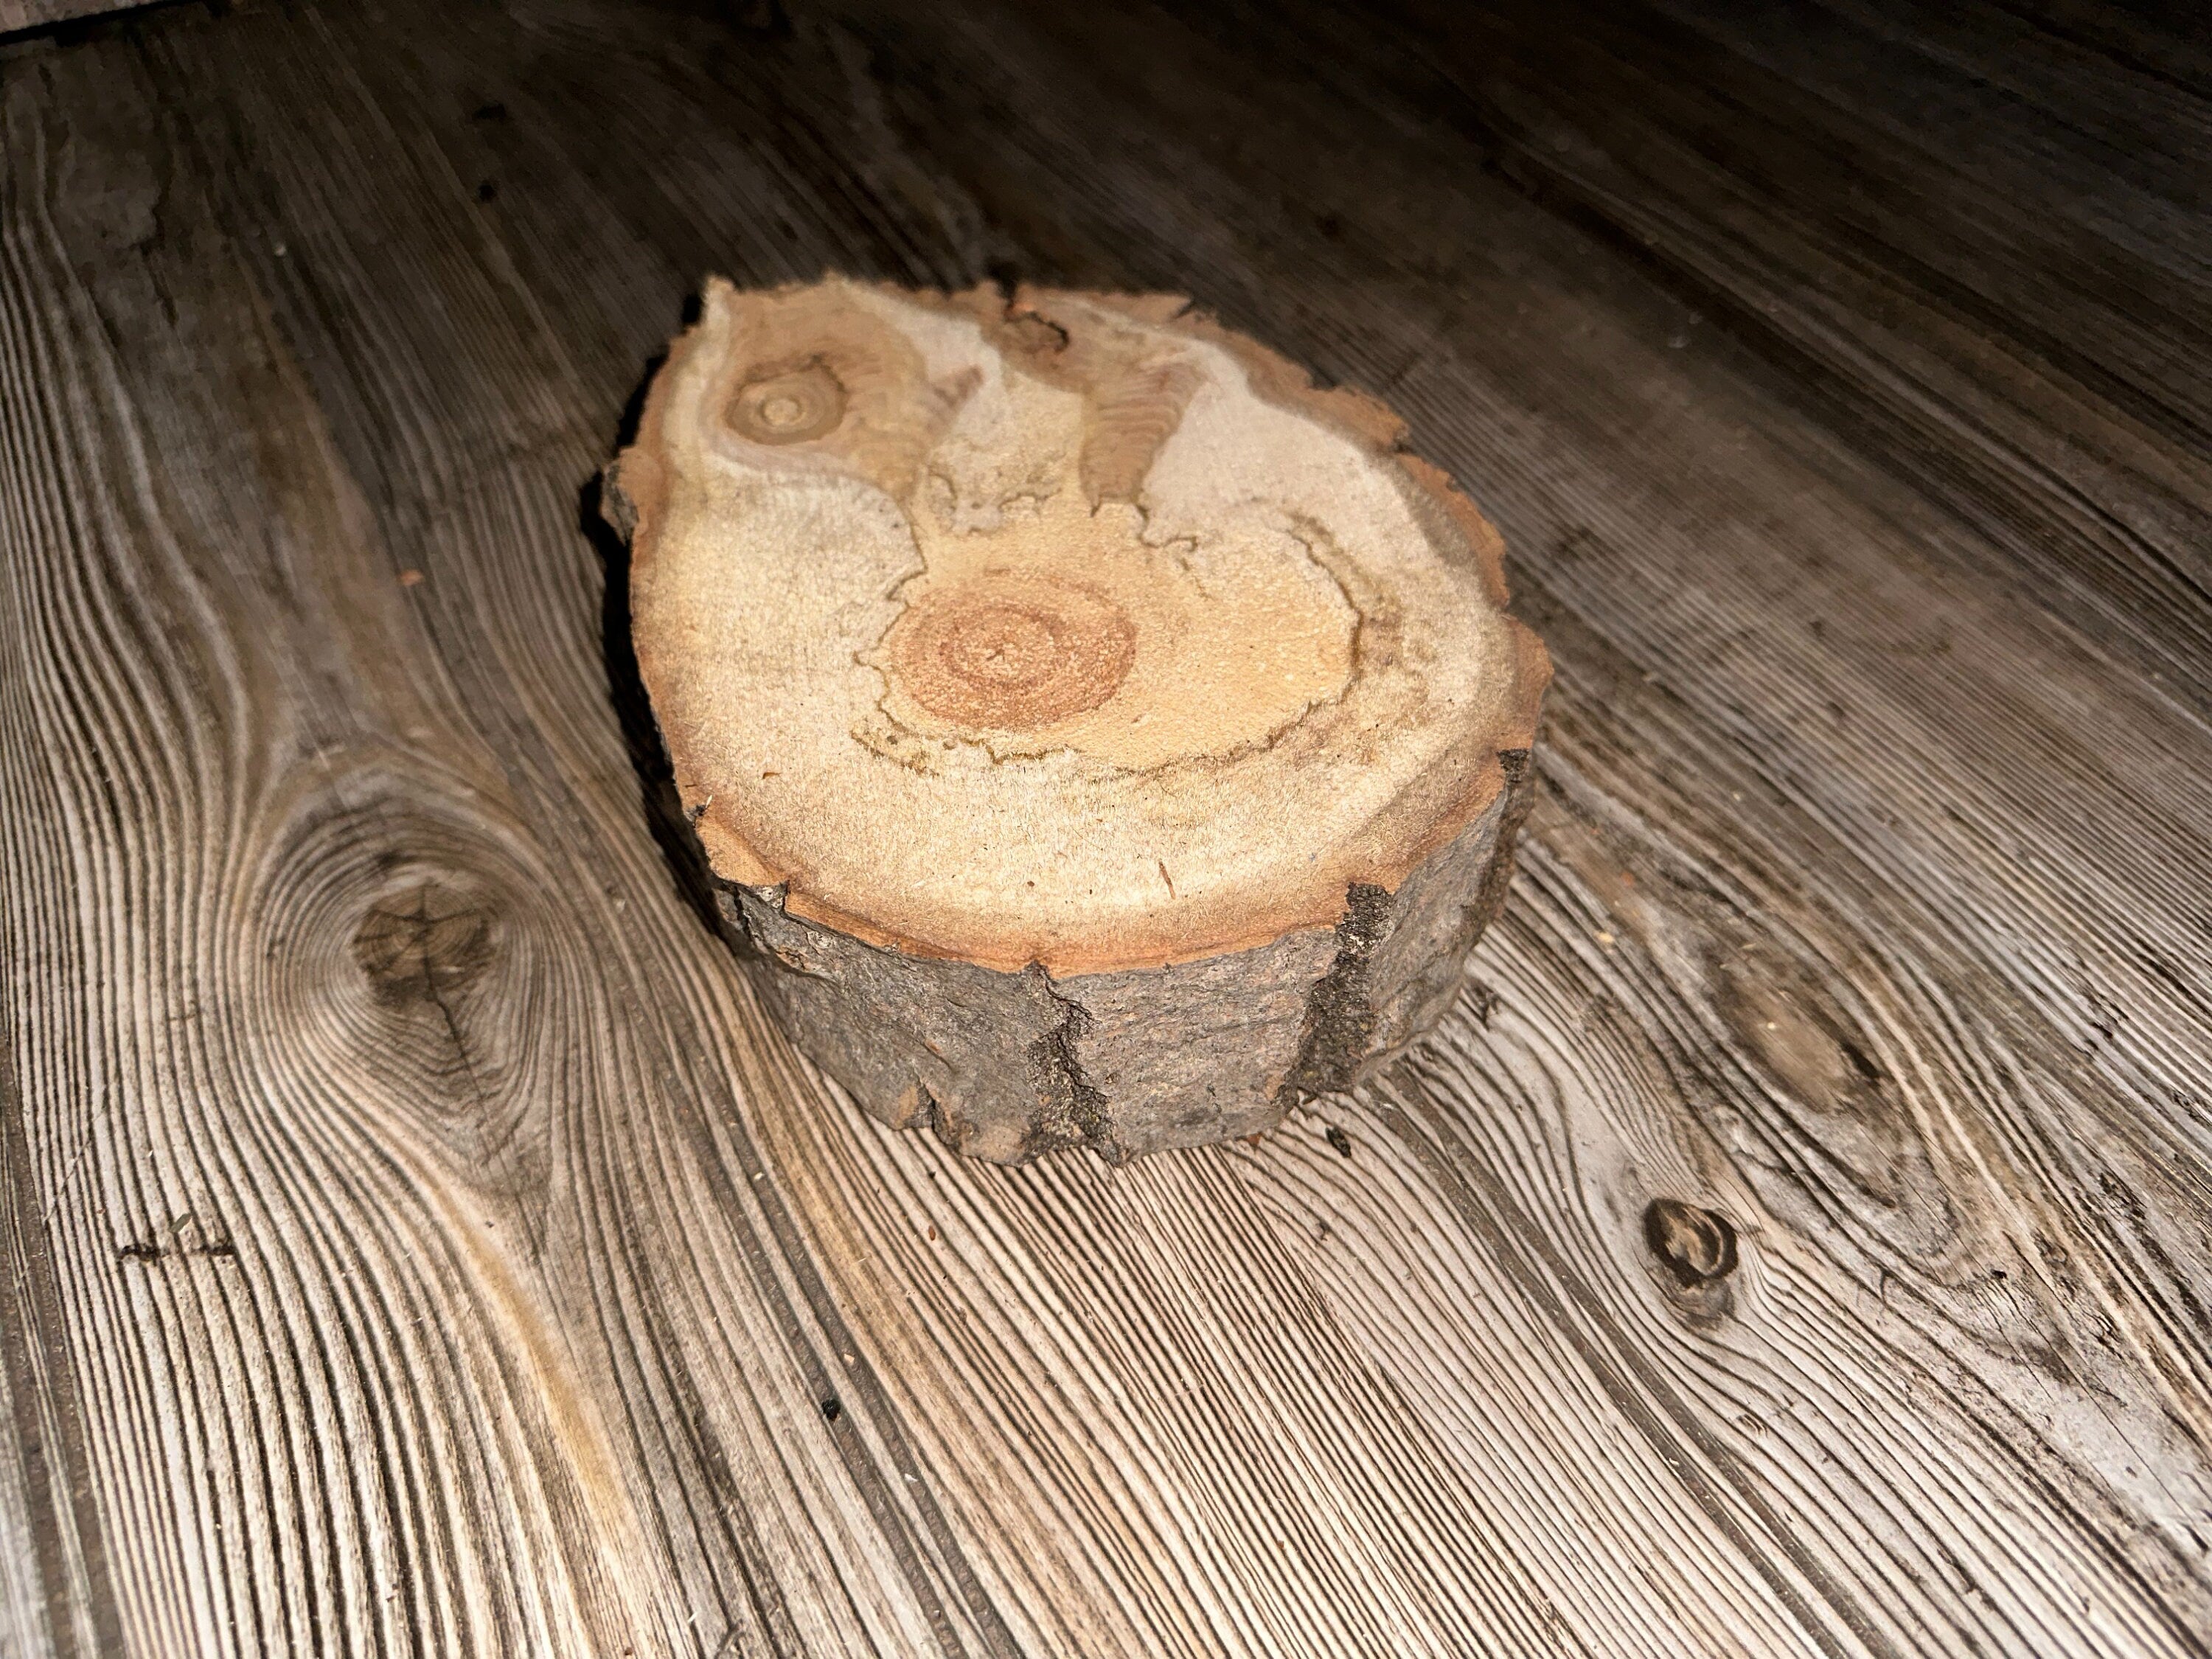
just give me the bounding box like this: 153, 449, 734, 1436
1284, 881, 1394, 1101
1031, 975, 1114, 1160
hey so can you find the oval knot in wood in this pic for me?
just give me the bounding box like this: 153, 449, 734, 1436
1644, 1197, 1739, 1287
610, 276, 1551, 1162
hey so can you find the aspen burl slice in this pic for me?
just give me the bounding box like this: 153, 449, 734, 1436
605, 276, 1550, 1164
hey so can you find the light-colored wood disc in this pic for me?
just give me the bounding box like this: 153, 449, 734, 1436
608, 276, 1549, 1161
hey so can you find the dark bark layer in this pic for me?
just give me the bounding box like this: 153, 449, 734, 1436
720, 762, 1531, 1164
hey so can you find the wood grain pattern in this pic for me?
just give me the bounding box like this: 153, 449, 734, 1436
1, 1, 2208, 1655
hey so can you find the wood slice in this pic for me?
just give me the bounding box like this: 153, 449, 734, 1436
606, 277, 1549, 1162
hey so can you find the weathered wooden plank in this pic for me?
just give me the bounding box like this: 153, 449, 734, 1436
1, 0, 2208, 1655
801, 11, 2212, 1654
1258, 0, 2212, 710
1, 1055, 120, 1659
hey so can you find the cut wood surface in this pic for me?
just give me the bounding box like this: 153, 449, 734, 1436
1, 1, 2209, 1656
612, 276, 1548, 1161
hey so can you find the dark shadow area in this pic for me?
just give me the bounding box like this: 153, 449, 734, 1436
577, 335, 734, 947
0, 0, 196, 54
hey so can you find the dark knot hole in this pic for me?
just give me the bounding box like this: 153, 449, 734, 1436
1644, 1197, 1739, 1287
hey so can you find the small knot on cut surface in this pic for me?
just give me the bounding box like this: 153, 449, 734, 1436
886, 574, 1135, 731
1644, 1197, 1738, 1287
728, 361, 846, 444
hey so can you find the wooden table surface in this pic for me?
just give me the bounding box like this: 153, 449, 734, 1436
4, 1, 2209, 1655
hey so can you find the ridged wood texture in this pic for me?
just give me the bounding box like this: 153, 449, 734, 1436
1, 1, 2208, 1655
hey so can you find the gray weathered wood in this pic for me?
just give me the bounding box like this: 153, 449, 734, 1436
1, 0, 2208, 1655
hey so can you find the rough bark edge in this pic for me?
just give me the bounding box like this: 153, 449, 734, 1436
712, 773, 1528, 1164
1286, 748, 1537, 1100
608, 276, 1554, 979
